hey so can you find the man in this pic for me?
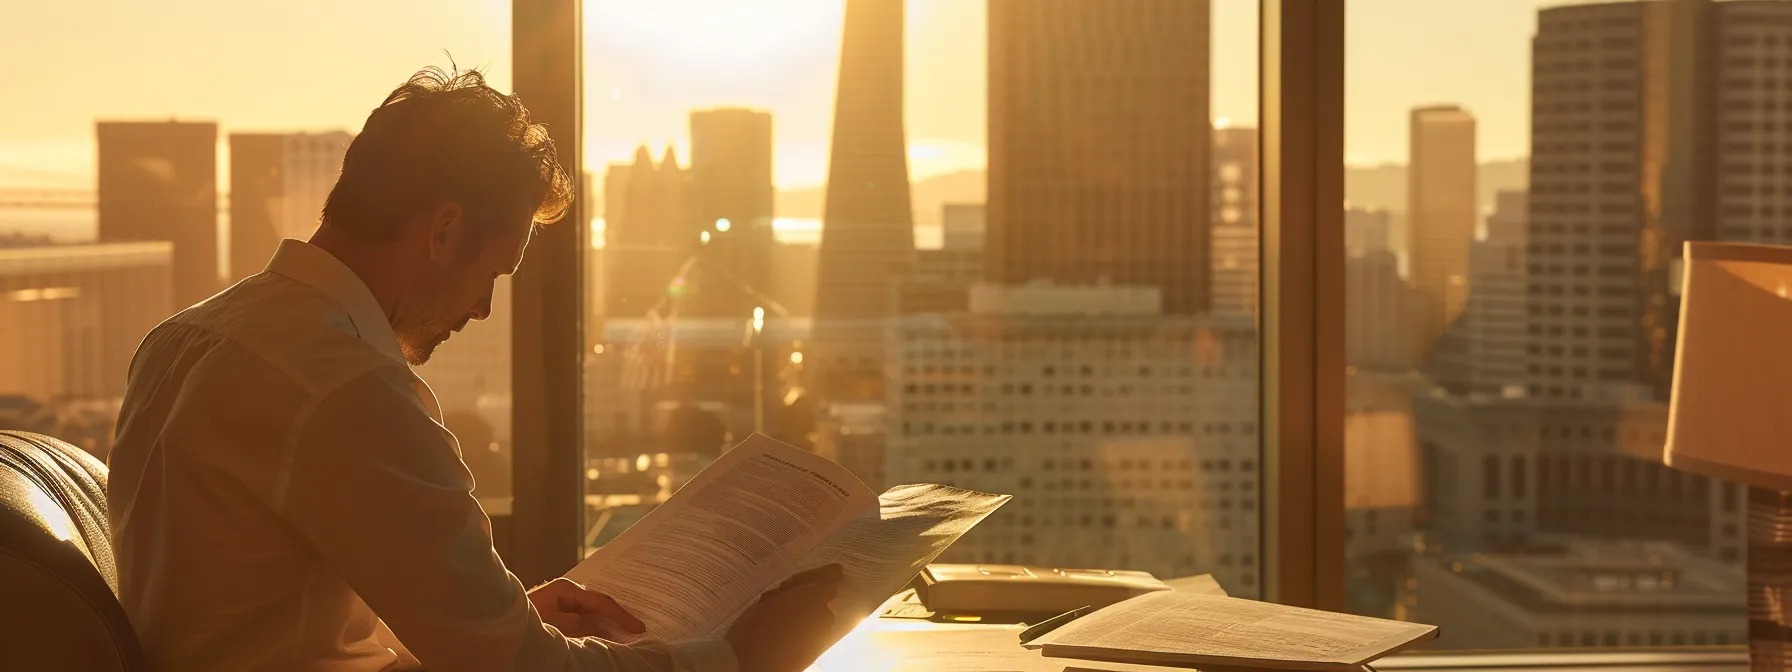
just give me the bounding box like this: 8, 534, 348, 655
108, 67, 839, 672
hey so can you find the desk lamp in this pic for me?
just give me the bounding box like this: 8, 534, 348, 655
1664, 242, 1792, 668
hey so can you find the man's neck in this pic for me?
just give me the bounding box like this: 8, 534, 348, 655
306, 227, 406, 325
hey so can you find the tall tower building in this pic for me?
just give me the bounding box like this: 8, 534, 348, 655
228, 131, 351, 281
689, 108, 775, 319
987, 0, 1213, 314
97, 121, 218, 309
1210, 126, 1258, 315
812, 0, 916, 400
1406, 105, 1477, 364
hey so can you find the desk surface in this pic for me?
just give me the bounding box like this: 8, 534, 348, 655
809, 615, 1175, 672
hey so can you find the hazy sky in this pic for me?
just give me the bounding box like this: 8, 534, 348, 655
3, 0, 1581, 190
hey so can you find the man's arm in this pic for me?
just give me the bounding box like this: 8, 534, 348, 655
280, 367, 736, 672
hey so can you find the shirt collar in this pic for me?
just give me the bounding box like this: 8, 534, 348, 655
263, 239, 408, 366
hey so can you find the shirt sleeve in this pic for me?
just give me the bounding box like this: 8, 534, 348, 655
280, 366, 738, 672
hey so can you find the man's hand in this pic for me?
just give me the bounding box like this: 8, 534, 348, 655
528, 577, 647, 640
726, 563, 843, 672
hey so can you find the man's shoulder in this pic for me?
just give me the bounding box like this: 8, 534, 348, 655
156, 272, 404, 397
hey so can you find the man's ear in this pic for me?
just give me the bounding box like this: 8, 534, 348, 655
426, 202, 464, 263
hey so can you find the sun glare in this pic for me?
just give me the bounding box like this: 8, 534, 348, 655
589, 0, 843, 69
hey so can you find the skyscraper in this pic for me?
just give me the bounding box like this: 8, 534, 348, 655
228, 131, 351, 281
1523, 0, 1792, 401
987, 0, 1212, 314
689, 108, 775, 319
1429, 191, 1529, 397
812, 0, 915, 400
1406, 105, 1477, 364
97, 121, 218, 309
1211, 126, 1258, 315
604, 146, 692, 318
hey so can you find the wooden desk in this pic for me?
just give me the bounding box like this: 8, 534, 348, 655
809, 614, 1171, 672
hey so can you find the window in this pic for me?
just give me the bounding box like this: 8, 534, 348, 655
0, 0, 519, 538
575, 0, 1264, 600
1344, 0, 1744, 653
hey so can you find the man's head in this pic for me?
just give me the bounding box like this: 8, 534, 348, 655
318, 66, 572, 365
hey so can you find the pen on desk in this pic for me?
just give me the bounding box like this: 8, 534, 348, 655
1017, 606, 1092, 644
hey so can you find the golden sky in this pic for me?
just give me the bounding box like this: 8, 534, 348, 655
2, 0, 1593, 190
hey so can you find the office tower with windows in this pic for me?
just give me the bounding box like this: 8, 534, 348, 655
96, 121, 218, 309
1211, 126, 1258, 315
987, 0, 1212, 314
1430, 191, 1530, 397
689, 108, 775, 319
0, 242, 173, 400
228, 131, 351, 281
1406, 105, 1477, 365
887, 283, 1259, 594
812, 0, 916, 400
1523, 0, 1792, 401
604, 147, 692, 319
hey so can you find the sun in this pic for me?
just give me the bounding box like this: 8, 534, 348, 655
587, 0, 844, 70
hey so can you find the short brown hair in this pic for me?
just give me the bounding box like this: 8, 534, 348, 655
321, 65, 573, 240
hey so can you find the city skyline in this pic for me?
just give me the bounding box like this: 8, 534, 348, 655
6, 0, 1601, 194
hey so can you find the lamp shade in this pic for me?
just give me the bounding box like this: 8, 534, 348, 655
1664, 242, 1792, 490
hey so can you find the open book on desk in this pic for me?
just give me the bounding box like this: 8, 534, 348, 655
564, 434, 1011, 642
1025, 591, 1438, 672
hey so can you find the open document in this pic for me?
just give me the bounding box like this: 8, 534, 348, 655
1026, 591, 1438, 672
564, 434, 1011, 642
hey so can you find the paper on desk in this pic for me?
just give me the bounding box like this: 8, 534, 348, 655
1027, 591, 1438, 671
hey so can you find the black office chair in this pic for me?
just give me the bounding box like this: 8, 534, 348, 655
0, 430, 149, 671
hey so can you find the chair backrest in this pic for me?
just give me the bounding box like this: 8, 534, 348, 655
0, 430, 148, 671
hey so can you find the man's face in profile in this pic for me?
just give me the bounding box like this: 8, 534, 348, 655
394, 207, 534, 366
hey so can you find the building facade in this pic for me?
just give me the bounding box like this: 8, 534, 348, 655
1346, 249, 1413, 372
97, 121, 218, 309
689, 108, 776, 319
1404, 543, 1744, 650
887, 284, 1259, 594
0, 242, 173, 400
604, 147, 692, 319
228, 131, 352, 281
1430, 191, 1530, 397
1211, 126, 1258, 315
987, 0, 1213, 315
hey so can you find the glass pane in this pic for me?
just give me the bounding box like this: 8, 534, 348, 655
582, 0, 1263, 597
0, 2, 513, 519
1344, 0, 1747, 650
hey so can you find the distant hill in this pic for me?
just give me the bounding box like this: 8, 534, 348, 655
776, 169, 987, 227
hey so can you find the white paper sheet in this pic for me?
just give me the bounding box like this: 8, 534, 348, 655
1028, 591, 1437, 671
565, 435, 878, 640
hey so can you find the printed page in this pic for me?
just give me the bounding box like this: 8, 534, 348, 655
716, 484, 1011, 639
563, 434, 879, 641
1029, 591, 1437, 671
